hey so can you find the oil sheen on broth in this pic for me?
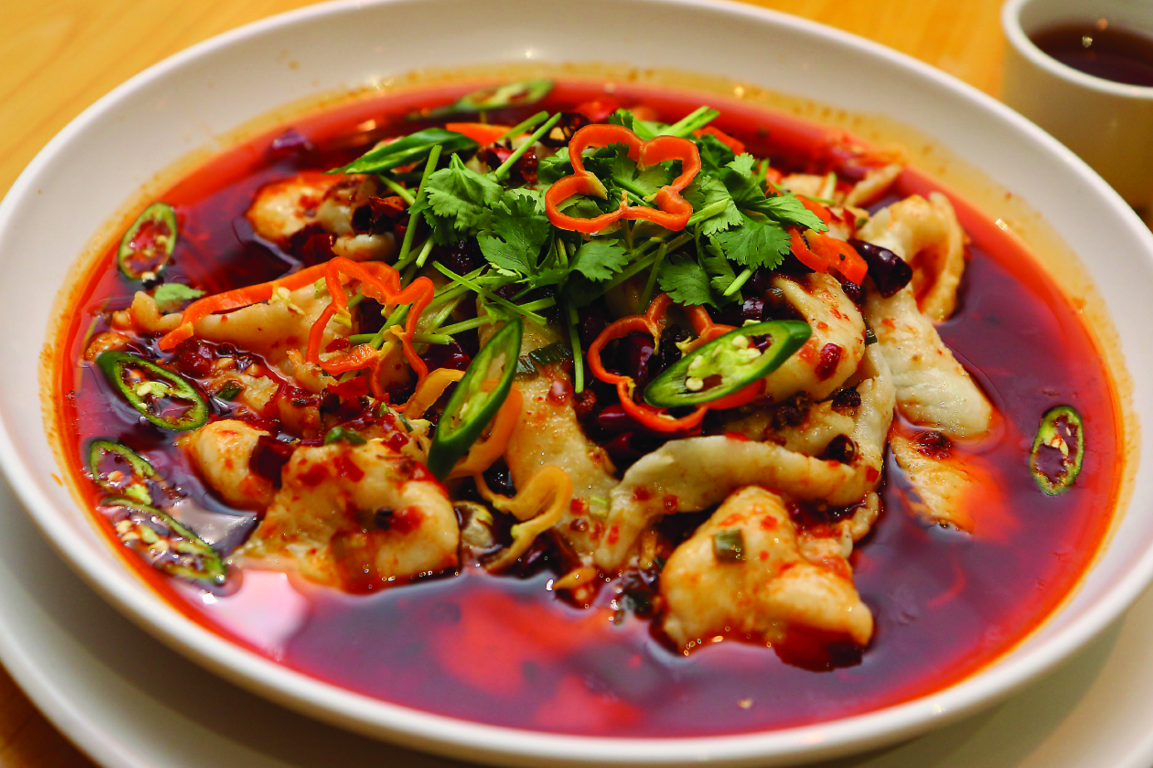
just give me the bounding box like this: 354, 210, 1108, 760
56, 80, 1119, 736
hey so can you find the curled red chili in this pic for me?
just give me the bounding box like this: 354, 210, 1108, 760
544, 124, 702, 234
789, 226, 869, 286
586, 294, 761, 433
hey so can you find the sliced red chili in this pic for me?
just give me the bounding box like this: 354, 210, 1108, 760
586, 294, 766, 433
544, 124, 702, 234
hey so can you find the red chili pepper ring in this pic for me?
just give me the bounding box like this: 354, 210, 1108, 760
544, 124, 702, 234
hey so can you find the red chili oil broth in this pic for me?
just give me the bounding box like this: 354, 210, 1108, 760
56, 80, 1120, 736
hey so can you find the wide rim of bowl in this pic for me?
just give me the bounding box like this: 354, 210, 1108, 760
3, 0, 1153, 765
1002, 0, 1153, 98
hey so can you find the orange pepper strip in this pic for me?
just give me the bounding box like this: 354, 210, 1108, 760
449, 386, 523, 479
306, 257, 435, 382
158, 262, 333, 352
788, 228, 868, 286
445, 122, 512, 146
798, 196, 835, 227
315, 342, 378, 376
794, 198, 867, 283
544, 124, 702, 234
403, 368, 465, 419
789, 228, 826, 274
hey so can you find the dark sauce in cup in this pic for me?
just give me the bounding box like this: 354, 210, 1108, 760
1032, 19, 1153, 86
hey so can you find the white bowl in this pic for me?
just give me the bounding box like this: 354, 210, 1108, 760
2, 0, 1152, 766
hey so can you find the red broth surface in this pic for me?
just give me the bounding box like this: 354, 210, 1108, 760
56, 80, 1120, 736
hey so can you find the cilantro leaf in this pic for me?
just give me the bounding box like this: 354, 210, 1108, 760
424, 154, 503, 232
421, 209, 459, 246
718, 154, 769, 213
608, 109, 636, 132
477, 195, 551, 277
712, 153, 827, 232
684, 175, 742, 236
729, 153, 757, 176
710, 212, 791, 270
761, 194, 827, 231
608, 109, 659, 140
695, 133, 737, 173
658, 254, 714, 306
563, 274, 603, 308
558, 194, 615, 220
570, 241, 629, 282
153, 283, 205, 310
537, 147, 572, 186
506, 187, 545, 211
702, 241, 740, 299
610, 146, 672, 198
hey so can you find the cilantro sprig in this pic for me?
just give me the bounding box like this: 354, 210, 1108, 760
329, 103, 831, 393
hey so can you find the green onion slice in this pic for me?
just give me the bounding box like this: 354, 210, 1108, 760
118, 202, 177, 281
1030, 404, 1085, 495
96, 351, 209, 432
426, 319, 523, 479
97, 497, 227, 586
328, 127, 477, 175
644, 320, 811, 408
88, 440, 157, 505
713, 529, 746, 563
423, 79, 553, 118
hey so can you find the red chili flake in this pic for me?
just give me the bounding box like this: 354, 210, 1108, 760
409, 462, 440, 486
914, 430, 952, 460
329, 375, 369, 401
865, 466, 880, 482
573, 389, 597, 420
632, 487, 651, 502
384, 431, 408, 453
719, 513, 744, 527
570, 498, 588, 515
174, 338, 215, 378
606, 526, 620, 545
760, 516, 778, 531
815, 343, 843, 381
299, 463, 329, 487
332, 454, 365, 483
250, 435, 295, 486
368, 195, 407, 219
724, 431, 749, 442
389, 506, 423, 534
547, 378, 571, 405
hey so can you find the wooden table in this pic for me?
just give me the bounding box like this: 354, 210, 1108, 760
0, 0, 1006, 764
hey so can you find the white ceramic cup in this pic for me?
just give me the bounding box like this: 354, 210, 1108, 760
1002, 0, 1153, 208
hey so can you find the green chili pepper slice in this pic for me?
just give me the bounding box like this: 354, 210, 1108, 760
421, 79, 553, 119
644, 320, 811, 408
118, 202, 177, 281
426, 319, 523, 479
1030, 404, 1085, 495
97, 497, 227, 586
96, 351, 209, 431
328, 127, 478, 175
88, 440, 157, 505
